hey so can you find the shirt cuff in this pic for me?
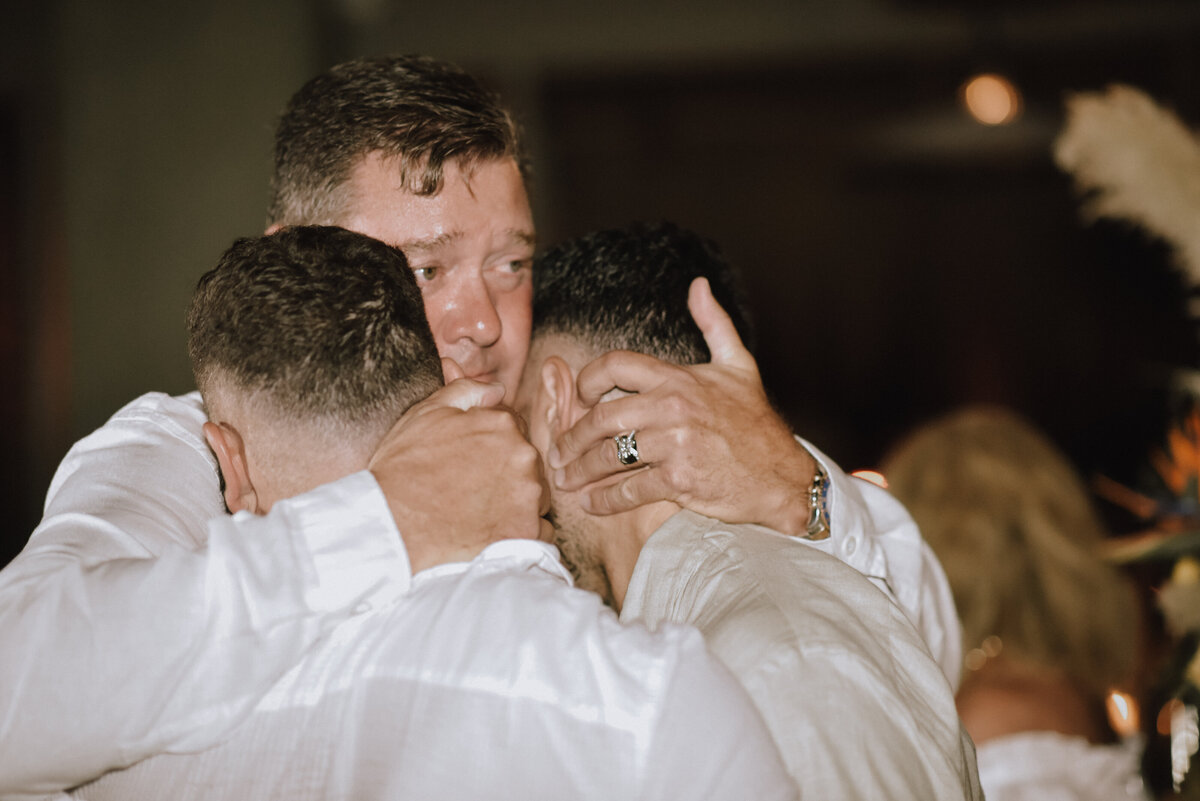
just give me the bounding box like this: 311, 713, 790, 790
795, 437, 891, 588
267, 470, 412, 611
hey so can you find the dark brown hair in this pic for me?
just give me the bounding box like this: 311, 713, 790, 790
268, 55, 525, 226
532, 221, 754, 365
188, 226, 442, 431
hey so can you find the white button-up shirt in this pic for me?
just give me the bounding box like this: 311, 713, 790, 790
68, 538, 795, 800
0, 391, 956, 795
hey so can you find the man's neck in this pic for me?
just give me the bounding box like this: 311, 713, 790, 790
594, 501, 680, 611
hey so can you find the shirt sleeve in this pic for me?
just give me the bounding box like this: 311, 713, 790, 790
639, 631, 798, 801
0, 393, 411, 797
798, 436, 963, 689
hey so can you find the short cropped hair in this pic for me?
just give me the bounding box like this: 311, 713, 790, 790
532, 222, 754, 365
882, 407, 1138, 693
187, 226, 442, 433
268, 55, 526, 227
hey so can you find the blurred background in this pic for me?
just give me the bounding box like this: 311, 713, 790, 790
2, 0, 1199, 563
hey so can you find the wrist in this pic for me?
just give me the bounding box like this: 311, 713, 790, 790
764, 441, 832, 539
755, 441, 819, 535
802, 462, 832, 541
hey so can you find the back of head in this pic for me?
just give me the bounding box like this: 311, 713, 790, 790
269, 54, 525, 227
532, 221, 753, 365
882, 406, 1137, 694
188, 226, 443, 463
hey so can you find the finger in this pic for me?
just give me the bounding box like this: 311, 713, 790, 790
574, 349, 680, 407
687, 277, 755, 371
550, 391, 652, 469
440, 356, 465, 383
580, 467, 672, 517
554, 426, 650, 490
425, 377, 506, 412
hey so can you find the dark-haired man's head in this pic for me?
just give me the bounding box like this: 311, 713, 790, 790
526, 221, 752, 368
266, 55, 535, 404
516, 222, 752, 601
188, 225, 442, 514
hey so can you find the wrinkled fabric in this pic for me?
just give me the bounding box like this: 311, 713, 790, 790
622, 510, 983, 800
0, 390, 952, 795
71, 540, 797, 801
798, 438, 963, 689
0, 393, 410, 797
976, 731, 1149, 801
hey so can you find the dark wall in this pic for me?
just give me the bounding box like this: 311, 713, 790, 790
538, 36, 1199, 492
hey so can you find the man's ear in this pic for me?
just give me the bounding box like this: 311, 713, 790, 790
202, 421, 259, 514
536, 355, 578, 439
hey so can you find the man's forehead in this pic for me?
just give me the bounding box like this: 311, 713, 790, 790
339, 153, 534, 252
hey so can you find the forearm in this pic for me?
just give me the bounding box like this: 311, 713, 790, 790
0, 472, 409, 795
0, 393, 412, 794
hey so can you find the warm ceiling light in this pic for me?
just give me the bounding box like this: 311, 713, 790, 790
961, 72, 1022, 126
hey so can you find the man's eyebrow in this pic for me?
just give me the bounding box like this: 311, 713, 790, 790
510, 229, 537, 249
397, 229, 536, 254
398, 231, 460, 254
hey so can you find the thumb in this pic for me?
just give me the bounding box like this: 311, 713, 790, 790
441, 357, 466, 383
426, 377, 506, 411
688, 277, 754, 369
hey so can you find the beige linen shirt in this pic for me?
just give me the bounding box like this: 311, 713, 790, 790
621, 510, 984, 800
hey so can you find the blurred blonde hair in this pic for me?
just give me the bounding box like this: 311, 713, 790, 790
882, 406, 1138, 693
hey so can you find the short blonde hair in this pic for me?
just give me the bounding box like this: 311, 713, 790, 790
882, 406, 1138, 692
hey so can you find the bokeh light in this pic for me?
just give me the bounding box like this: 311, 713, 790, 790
961, 72, 1023, 126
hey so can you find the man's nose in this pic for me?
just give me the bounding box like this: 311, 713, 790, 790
440, 276, 502, 348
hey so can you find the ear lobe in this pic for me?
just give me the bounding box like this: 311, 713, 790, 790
202, 421, 258, 514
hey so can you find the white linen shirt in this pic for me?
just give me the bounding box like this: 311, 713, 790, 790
68, 539, 796, 801
0, 393, 412, 797
621, 510, 984, 800
0, 390, 955, 795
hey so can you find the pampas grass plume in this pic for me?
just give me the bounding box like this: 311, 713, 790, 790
1055, 85, 1200, 288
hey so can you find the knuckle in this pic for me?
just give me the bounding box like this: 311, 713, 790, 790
662, 461, 691, 492
673, 424, 697, 451
617, 480, 640, 505
661, 393, 690, 419
589, 403, 613, 430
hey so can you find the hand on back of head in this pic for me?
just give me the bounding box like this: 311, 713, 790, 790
369, 360, 551, 574
550, 277, 817, 535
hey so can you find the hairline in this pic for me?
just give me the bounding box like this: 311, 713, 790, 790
270, 151, 529, 230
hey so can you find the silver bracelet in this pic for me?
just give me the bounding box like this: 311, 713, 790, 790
804, 463, 831, 541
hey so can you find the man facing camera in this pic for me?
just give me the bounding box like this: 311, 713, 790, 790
0, 55, 952, 795
72, 225, 795, 801
517, 222, 982, 799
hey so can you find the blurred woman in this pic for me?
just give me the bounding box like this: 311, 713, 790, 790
883, 406, 1147, 801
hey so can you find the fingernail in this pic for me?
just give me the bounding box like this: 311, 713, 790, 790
548, 445, 562, 468
553, 468, 565, 488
